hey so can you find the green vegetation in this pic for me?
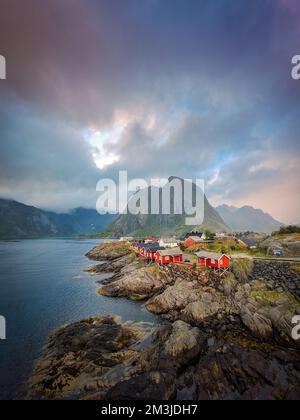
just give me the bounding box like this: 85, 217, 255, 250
250, 289, 300, 309
231, 258, 253, 283
291, 263, 300, 273
272, 225, 300, 235
204, 229, 216, 240
99, 241, 131, 253
185, 238, 245, 255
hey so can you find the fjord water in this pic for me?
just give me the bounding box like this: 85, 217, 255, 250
0, 239, 157, 399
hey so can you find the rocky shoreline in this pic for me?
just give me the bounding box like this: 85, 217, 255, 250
28, 242, 300, 400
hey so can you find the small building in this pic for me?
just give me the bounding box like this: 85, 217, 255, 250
184, 235, 203, 248
145, 237, 160, 244
196, 251, 231, 269
120, 236, 134, 242
215, 233, 226, 238
180, 231, 203, 241
133, 242, 146, 255
145, 245, 165, 260
240, 237, 257, 249
155, 248, 183, 265
159, 238, 178, 248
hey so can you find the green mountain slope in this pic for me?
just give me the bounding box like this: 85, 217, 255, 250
100, 178, 229, 238
0, 199, 116, 239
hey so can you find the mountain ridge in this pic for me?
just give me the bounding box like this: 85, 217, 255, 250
216, 204, 283, 233
0, 198, 117, 239
100, 178, 230, 237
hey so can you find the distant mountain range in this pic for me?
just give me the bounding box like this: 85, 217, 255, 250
100, 177, 229, 238
0, 199, 117, 239
216, 204, 282, 233
0, 195, 284, 240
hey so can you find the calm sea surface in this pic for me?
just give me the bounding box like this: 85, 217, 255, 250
0, 238, 157, 399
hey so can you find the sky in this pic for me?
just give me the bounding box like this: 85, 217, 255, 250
0, 0, 299, 223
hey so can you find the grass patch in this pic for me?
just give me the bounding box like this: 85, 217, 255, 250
291, 263, 300, 272
250, 289, 300, 308
231, 258, 253, 283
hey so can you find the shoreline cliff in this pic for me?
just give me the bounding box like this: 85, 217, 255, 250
28, 242, 300, 400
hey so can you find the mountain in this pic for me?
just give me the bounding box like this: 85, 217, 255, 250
0, 199, 116, 239
100, 177, 229, 238
216, 204, 283, 233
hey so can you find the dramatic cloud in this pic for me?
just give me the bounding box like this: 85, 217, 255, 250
0, 0, 299, 222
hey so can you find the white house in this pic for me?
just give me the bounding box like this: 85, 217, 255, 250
119, 237, 134, 242
159, 238, 178, 248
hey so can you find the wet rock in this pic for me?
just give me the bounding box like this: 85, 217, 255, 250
105, 371, 176, 400
27, 315, 147, 399
195, 343, 300, 400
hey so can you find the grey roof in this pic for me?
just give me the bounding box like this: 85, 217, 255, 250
145, 246, 165, 252
157, 248, 183, 256
134, 243, 145, 248
187, 236, 203, 241
240, 237, 257, 247
160, 238, 178, 243
195, 251, 230, 260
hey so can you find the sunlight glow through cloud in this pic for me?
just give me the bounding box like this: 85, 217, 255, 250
87, 128, 121, 170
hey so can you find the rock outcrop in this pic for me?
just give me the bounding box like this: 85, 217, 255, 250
28, 315, 300, 400
99, 264, 172, 301
85, 241, 132, 261
28, 243, 300, 400
28, 317, 205, 400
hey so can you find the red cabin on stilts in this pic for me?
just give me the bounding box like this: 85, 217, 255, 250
155, 249, 183, 265
196, 251, 231, 269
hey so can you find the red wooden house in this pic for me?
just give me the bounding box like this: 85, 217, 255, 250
145, 246, 165, 261
139, 246, 147, 257
155, 249, 183, 265
196, 251, 231, 269
184, 235, 203, 248
132, 243, 148, 257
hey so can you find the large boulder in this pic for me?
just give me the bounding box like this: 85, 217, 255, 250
182, 290, 228, 324
99, 265, 172, 301
161, 320, 204, 366
145, 280, 199, 314
239, 284, 300, 347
